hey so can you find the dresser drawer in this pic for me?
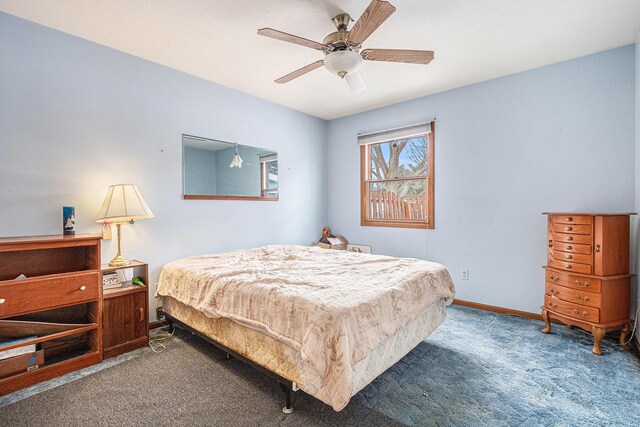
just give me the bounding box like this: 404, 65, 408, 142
551, 223, 592, 235
549, 250, 592, 265
544, 295, 599, 323
552, 232, 592, 245
545, 283, 601, 308
552, 241, 592, 255
548, 258, 592, 275
0, 272, 99, 318
545, 270, 601, 293
551, 215, 593, 225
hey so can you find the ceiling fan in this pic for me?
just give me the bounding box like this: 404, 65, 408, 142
257, 0, 434, 93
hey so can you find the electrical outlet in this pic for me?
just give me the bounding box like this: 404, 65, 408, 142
461, 270, 470, 280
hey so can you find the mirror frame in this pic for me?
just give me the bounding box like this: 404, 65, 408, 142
182, 134, 279, 201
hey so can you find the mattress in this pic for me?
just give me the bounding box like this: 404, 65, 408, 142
162, 296, 447, 409
157, 245, 455, 410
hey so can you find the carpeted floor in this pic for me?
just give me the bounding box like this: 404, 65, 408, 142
1, 305, 638, 426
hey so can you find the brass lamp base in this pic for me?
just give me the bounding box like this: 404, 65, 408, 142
108, 222, 131, 267
108, 254, 131, 267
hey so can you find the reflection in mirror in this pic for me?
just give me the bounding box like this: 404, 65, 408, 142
183, 135, 278, 200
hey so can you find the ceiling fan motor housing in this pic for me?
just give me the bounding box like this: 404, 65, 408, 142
323, 31, 353, 51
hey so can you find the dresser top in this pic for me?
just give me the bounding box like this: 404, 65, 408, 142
0, 234, 102, 246
542, 212, 636, 216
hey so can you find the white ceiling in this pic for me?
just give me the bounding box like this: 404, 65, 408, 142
1, 0, 639, 120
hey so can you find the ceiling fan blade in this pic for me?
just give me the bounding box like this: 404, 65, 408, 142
345, 71, 367, 93
275, 60, 324, 84
348, 0, 396, 45
362, 49, 434, 64
257, 28, 325, 51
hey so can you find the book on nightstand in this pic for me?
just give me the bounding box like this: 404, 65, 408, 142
102, 271, 123, 290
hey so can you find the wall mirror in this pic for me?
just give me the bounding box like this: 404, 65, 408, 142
182, 135, 278, 200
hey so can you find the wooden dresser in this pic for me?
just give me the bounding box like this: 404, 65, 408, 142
541, 213, 634, 355
0, 235, 103, 395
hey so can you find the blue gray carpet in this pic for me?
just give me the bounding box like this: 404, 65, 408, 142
1, 305, 638, 426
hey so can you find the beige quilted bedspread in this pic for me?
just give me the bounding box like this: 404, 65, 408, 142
156, 245, 455, 410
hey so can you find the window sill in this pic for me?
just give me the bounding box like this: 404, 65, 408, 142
361, 219, 433, 229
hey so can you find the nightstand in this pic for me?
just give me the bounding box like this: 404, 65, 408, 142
101, 260, 149, 359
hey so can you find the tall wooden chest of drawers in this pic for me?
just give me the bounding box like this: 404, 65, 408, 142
541, 213, 634, 355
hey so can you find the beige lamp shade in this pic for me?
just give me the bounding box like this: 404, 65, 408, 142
95, 184, 154, 223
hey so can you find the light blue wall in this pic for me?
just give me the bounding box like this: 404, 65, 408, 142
183, 146, 217, 195
326, 45, 636, 313
0, 13, 327, 318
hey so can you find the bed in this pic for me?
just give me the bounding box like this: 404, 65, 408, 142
156, 245, 455, 412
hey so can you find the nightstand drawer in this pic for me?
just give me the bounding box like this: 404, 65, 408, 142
545, 283, 601, 308
0, 272, 99, 318
544, 295, 599, 323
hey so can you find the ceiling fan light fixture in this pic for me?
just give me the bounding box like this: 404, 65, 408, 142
345, 70, 367, 93
324, 50, 362, 78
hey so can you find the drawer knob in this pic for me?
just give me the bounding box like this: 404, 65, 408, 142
0, 298, 5, 305
566, 254, 572, 260
565, 227, 572, 231
79, 285, 86, 291
575, 281, 590, 288
566, 236, 573, 241
566, 217, 573, 222
565, 264, 572, 269
566, 245, 572, 250
576, 295, 590, 302
573, 309, 579, 314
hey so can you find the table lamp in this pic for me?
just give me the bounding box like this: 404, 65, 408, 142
95, 184, 154, 266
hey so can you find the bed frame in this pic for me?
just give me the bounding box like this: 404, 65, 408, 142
156, 307, 297, 413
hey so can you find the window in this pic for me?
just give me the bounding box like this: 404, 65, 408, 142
360, 122, 434, 229
260, 154, 278, 198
